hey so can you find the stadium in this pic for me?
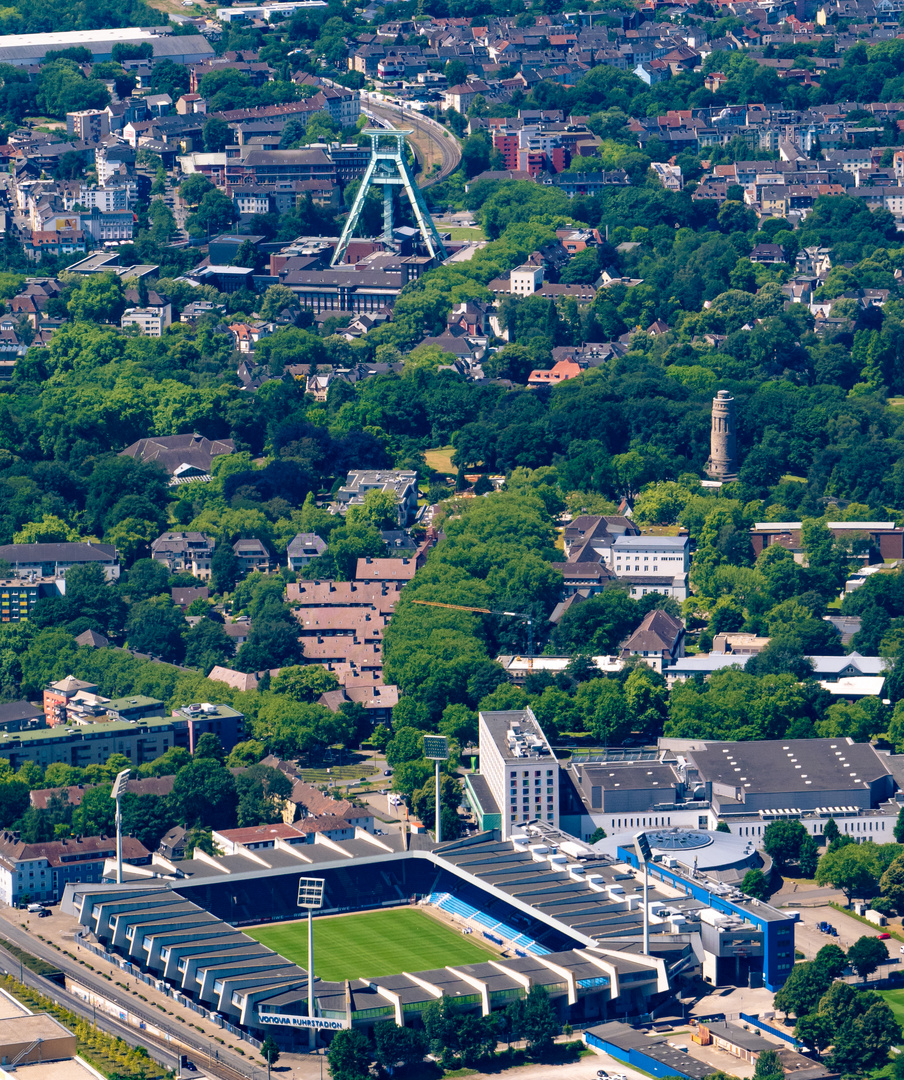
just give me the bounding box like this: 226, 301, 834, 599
62, 820, 796, 1051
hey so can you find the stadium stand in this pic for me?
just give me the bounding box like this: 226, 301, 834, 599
426, 893, 550, 955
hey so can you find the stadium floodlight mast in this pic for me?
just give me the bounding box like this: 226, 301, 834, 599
298, 877, 325, 1051
634, 831, 652, 956
423, 735, 449, 845
110, 768, 131, 884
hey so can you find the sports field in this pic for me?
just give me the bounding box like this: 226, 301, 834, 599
878, 987, 904, 1028
246, 907, 494, 981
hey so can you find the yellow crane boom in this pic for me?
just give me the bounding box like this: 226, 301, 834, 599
410, 599, 534, 653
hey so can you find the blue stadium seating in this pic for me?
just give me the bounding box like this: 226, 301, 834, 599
429, 893, 550, 955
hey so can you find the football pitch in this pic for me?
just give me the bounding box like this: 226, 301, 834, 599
246, 907, 495, 981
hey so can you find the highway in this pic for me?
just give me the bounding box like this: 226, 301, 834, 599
362, 97, 462, 186
0, 915, 270, 1080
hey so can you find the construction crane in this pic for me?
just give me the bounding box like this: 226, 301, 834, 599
410, 599, 535, 655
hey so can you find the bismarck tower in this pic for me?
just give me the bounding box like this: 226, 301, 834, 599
706, 389, 737, 480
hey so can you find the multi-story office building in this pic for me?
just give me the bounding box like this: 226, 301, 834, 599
476, 708, 559, 840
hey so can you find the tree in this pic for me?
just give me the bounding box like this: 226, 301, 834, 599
521, 985, 558, 1056
235, 763, 293, 827
445, 59, 468, 87
823, 817, 840, 848
589, 826, 607, 844
179, 173, 214, 207
67, 272, 126, 324
271, 665, 338, 702
125, 597, 186, 664
125, 559, 171, 601
774, 960, 834, 1017
203, 117, 230, 153
373, 1021, 427, 1072
816, 843, 879, 903
847, 935, 888, 979
184, 618, 234, 673
741, 868, 770, 900
754, 1050, 785, 1080
799, 836, 819, 878
814, 943, 847, 978
194, 732, 225, 762
763, 820, 807, 870
258, 284, 299, 321
121, 793, 175, 850
880, 852, 904, 912
716, 821, 731, 833
75, 785, 115, 837
170, 758, 238, 828
260, 1034, 280, 1077
211, 545, 242, 594
327, 1029, 371, 1080
186, 190, 239, 239
894, 804, 904, 843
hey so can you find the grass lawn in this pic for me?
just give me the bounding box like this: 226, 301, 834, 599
424, 445, 455, 475
445, 226, 486, 240
247, 908, 494, 980
878, 988, 904, 1027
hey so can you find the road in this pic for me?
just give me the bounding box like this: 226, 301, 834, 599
363, 99, 462, 186
0, 915, 272, 1080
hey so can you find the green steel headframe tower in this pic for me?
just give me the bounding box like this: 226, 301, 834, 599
330, 127, 447, 267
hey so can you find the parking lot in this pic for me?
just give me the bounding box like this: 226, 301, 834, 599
789, 903, 898, 961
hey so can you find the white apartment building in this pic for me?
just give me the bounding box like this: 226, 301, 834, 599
510, 265, 544, 295
121, 306, 172, 337
478, 707, 559, 840
608, 535, 690, 600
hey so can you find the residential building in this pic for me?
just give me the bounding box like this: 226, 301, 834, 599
0, 715, 186, 770
608, 535, 690, 600
620, 609, 685, 673
43, 676, 99, 726
119, 433, 235, 480
233, 539, 271, 574
121, 305, 172, 336
0, 577, 61, 622
286, 533, 327, 570
172, 703, 245, 753
0, 832, 150, 905
335, 469, 419, 526
0, 701, 44, 731
0, 542, 119, 581
510, 264, 545, 294
151, 532, 216, 579
66, 110, 109, 144
477, 707, 559, 840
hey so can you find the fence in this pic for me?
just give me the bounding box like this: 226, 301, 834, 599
739, 1012, 802, 1048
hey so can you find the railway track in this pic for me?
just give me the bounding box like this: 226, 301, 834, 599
363, 99, 461, 186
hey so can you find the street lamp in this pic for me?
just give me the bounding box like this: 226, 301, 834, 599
423, 735, 449, 845
298, 877, 325, 1051
111, 768, 131, 884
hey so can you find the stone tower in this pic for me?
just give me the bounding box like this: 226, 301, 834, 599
707, 389, 737, 479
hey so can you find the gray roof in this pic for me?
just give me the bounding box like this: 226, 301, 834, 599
0, 700, 43, 724
612, 535, 689, 550
688, 738, 892, 795
0, 542, 116, 563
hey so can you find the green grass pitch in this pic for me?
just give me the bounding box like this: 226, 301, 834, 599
246, 907, 495, 981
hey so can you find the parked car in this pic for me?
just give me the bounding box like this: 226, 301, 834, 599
879, 933, 891, 939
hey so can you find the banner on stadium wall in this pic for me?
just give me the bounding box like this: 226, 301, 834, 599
258, 1014, 348, 1030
